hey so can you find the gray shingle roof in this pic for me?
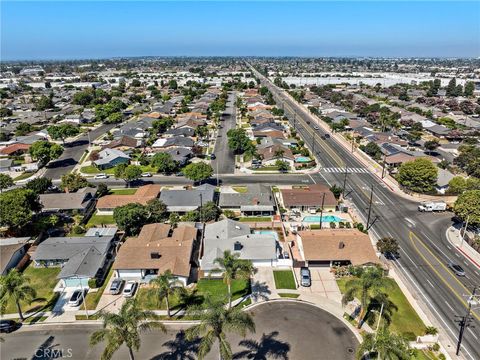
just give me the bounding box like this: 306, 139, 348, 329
159, 184, 215, 212
219, 184, 275, 208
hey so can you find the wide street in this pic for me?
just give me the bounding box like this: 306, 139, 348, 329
211, 91, 236, 175
0, 302, 358, 360
43, 123, 116, 179
250, 65, 480, 360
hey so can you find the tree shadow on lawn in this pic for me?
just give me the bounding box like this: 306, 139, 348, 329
233, 331, 290, 360
150, 331, 200, 360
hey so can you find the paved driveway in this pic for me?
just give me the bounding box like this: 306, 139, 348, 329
2, 301, 358, 360
296, 267, 342, 303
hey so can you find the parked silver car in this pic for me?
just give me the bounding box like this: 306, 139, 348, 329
109, 279, 125, 295
448, 262, 465, 276
300, 267, 311, 287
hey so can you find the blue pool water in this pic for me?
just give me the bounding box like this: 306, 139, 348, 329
253, 230, 279, 241
302, 215, 343, 223
295, 156, 312, 163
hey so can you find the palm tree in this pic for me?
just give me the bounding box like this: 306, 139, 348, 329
356, 326, 410, 360
149, 270, 183, 317
213, 250, 255, 309
341, 266, 391, 328
90, 298, 166, 360
0, 269, 36, 321
186, 295, 255, 360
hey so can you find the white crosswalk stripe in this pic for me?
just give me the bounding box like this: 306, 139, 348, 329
322, 167, 369, 174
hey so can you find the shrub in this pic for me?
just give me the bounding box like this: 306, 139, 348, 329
88, 278, 98, 289
431, 343, 440, 352
330, 221, 336, 229
72, 225, 85, 234
345, 222, 352, 228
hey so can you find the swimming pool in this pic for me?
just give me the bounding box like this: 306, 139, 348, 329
295, 156, 312, 163
302, 215, 343, 223
253, 230, 279, 241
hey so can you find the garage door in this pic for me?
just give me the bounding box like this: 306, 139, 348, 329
308, 260, 330, 267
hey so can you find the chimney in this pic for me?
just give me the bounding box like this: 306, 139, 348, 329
234, 241, 243, 251
339, 242, 345, 249
150, 252, 161, 259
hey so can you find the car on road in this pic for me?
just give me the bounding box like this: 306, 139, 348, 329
123, 281, 138, 297
324, 134, 330, 138
210, 153, 216, 160
94, 173, 109, 179
306, 120, 311, 124
448, 262, 465, 276
300, 267, 311, 287
175, 171, 184, 177
68, 288, 88, 307
109, 279, 125, 295
0, 320, 20, 333
141, 172, 152, 177
314, 126, 319, 130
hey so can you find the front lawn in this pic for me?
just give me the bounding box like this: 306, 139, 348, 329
85, 267, 114, 310
197, 279, 250, 302
1, 264, 60, 316
273, 270, 297, 290
13, 172, 35, 181
86, 213, 115, 227
337, 277, 425, 340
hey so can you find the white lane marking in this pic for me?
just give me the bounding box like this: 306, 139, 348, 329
420, 232, 453, 263
444, 301, 455, 312
468, 328, 478, 340
405, 218, 416, 227
426, 279, 435, 288
447, 245, 451, 250
401, 249, 419, 269
308, 174, 316, 184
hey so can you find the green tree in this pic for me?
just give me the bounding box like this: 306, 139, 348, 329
213, 250, 255, 309
145, 198, 168, 223
423, 139, 439, 154
356, 326, 410, 360
25, 177, 52, 194
35, 94, 54, 111
275, 160, 290, 172
113, 203, 148, 236
90, 299, 166, 360
341, 266, 391, 328
0, 107, 13, 117
96, 183, 109, 197
453, 190, 480, 226
398, 158, 438, 193
47, 124, 79, 144
376, 237, 400, 256
149, 270, 183, 318
363, 141, 383, 160
464, 81, 475, 97
151, 153, 177, 174
0, 188, 41, 231
454, 145, 480, 178
29, 140, 63, 164
186, 295, 255, 360
227, 129, 252, 154
106, 112, 123, 124
60, 173, 89, 192
169, 212, 180, 228
446, 77, 457, 97
168, 80, 178, 90
0, 174, 14, 192
0, 269, 37, 321
183, 162, 213, 183
14, 122, 33, 136
114, 164, 142, 186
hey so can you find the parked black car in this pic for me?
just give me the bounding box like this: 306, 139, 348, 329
0, 320, 21, 333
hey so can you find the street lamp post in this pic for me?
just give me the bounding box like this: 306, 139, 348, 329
319, 193, 326, 230
460, 215, 470, 248
455, 286, 478, 356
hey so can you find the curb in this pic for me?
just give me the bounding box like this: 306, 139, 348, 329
456, 246, 480, 269
445, 227, 480, 270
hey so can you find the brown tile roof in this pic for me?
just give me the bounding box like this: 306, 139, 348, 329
298, 229, 380, 266
113, 223, 197, 277
281, 185, 337, 207
253, 130, 285, 139
257, 145, 294, 161
103, 136, 138, 150
96, 184, 161, 210
0, 143, 30, 155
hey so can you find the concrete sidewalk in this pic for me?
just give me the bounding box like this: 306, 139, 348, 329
446, 226, 480, 269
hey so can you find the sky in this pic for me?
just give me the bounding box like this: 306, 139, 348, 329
1, 1, 479, 60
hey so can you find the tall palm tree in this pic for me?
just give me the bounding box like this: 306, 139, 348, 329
356, 326, 410, 360
186, 295, 255, 360
213, 250, 255, 309
0, 269, 36, 321
90, 298, 166, 360
149, 270, 183, 318
341, 266, 391, 328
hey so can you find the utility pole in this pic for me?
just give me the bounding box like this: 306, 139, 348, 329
366, 184, 374, 229
455, 286, 478, 356
319, 192, 326, 230
381, 153, 387, 179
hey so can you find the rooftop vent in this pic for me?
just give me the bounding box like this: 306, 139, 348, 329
95, 231, 100, 237
233, 241, 243, 251
339, 242, 345, 249
150, 252, 161, 259
235, 225, 241, 230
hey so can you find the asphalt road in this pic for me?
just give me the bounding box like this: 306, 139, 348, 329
249, 64, 480, 360
212, 91, 237, 175
0, 302, 358, 360
43, 124, 116, 180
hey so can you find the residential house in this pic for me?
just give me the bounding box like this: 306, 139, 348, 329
0, 158, 13, 172
0, 237, 30, 275
219, 184, 276, 216
296, 229, 381, 267
200, 219, 287, 276
96, 184, 161, 214
280, 184, 337, 213
436, 168, 455, 194
152, 136, 194, 149
39, 187, 96, 216
93, 148, 130, 170
113, 223, 197, 285
31, 232, 115, 288
103, 136, 142, 151
159, 184, 216, 213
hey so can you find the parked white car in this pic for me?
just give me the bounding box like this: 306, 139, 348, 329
94, 173, 109, 179
68, 289, 88, 307
141, 172, 152, 177
122, 281, 138, 297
